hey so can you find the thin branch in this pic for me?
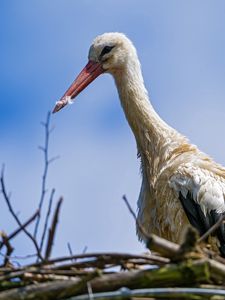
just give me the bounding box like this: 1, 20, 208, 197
27, 252, 168, 269
0, 209, 39, 251
82, 246, 88, 254
48, 155, 60, 165
0, 232, 14, 267
44, 197, 63, 260
198, 214, 225, 243
122, 195, 150, 241
39, 188, 55, 253
0, 166, 43, 260
0, 251, 37, 260
67, 242, 74, 257
122, 195, 193, 259
34, 111, 51, 239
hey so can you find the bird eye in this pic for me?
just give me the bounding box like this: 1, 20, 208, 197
100, 45, 115, 58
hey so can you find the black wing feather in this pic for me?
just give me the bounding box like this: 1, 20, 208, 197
179, 192, 225, 257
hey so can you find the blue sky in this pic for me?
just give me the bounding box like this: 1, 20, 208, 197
1, 0, 225, 260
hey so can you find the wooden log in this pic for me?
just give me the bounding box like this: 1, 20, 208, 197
0, 281, 26, 291
86, 260, 210, 294
208, 259, 225, 284
146, 234, 179, 258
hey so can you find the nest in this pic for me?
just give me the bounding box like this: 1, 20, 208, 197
0, 226, 225, 300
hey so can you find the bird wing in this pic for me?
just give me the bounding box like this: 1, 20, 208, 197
169, 165, 225, 256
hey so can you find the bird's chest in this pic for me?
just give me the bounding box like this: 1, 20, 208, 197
138, 161, 189, 243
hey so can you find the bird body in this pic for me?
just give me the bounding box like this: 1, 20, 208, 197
53, 33, 225, 255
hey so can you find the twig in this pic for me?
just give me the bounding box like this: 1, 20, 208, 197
0, 209, 39, 251
0, 271, 100, 300
39, 188, 55, 253
67, 242, 77, 263
67, 243, 73, 256
34, 111, 55, 239
22, 272, 72, 282
122, 195, 198, 259
0, 232, 14, 267
0, 252, 37, 260
27, 252, 168, 269
44, 197, 63, 260
198, 214, 225, 243
53, 257, 159, 271
0, 166, 43, 260
122, 195, 150, 241
202, 247, 225, 264
82, 246, 88, 254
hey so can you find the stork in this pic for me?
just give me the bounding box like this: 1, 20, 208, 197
53, 33, 225, 256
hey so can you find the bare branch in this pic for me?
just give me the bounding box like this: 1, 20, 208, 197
38, 146, 45, 152
48, 155, 60, 165
0, 232, 14, 267
39, 189, 55, 253
0, 167, 43, 260
34, 111, 51, 239
28, 252, 168, 269
67, 242, 74, 257
0, 251, 37, 261
0, 209, 39, 251
122, 195, 150, 241
122, 195, 198, 260
82, 246, 88, 254
198, 214, 225, 243
44, 197, 63, 260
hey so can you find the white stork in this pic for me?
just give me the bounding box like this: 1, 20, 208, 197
53, 33, 225, 256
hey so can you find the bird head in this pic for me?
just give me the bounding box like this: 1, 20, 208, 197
53, 32, 137, 113
89, 32, 134, 73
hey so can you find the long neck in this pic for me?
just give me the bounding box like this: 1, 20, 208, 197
113, 60, 182, 162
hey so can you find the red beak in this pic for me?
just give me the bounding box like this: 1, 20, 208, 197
53, 61, 104, 113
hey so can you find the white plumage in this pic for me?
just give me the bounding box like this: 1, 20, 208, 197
53, 32, 225, 256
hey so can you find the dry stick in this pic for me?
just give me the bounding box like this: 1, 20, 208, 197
0, 271, 99, 300
122, 195, 149, 240
53, 256, 165, 271
39, 188, 55, 253
26, 252, 168, 269
122, 195, 181, 258
202, 247, 225, 265
198, 214, 225, 243
82, 246, 88, 254
0, 252, 37, 261
45, 197, 63, 260
0, 210, 39, 266
67, 243, 73, 256
0, 254, 162, 282
0, 209, 39, 250
34, 111, 52, 239
0, 167, 43, 261
34, 112, 50, 239
122, 194, 160, 247
123, 194, 225, 258
1, 232, 14, 267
